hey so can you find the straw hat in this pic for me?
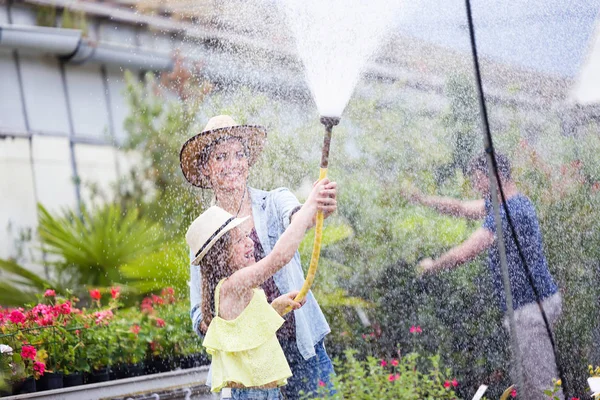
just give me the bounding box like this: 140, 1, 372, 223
180, 115, 267, 188
186, 206, 249, 265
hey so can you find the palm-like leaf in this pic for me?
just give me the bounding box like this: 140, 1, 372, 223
37, 204, 165, 287
119, 241, 189, 295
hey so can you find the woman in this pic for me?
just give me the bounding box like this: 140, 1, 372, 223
180, 115, 338, 399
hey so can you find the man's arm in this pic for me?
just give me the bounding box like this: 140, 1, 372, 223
417, 196, 486, 220
419, 227, 494, 273
189, 254, 204, 337
401, 182, 485, 220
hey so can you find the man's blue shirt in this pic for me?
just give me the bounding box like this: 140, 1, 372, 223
483, 194, 558, 312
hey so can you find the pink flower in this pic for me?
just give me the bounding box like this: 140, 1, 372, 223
388, 374, 396, 382
33, 361, 45, 376
511, 388, 517, 398
44, 289, 56, 297
93, 310, 113, 325
444, 380, 451, 389
21, 345, 36, 360
131, 324, 141, 335
141, 297, 154, 313
156, 318, 166, 328
410, 325, 423, 334
318, 380, 326, 387
452, 378, 458, 387
9, 310, 26, 325
380, 360, 388, 367
391, 359, 399, 366
110, 287, 120, 299
394, 374, 400, 380
89, 289, 101, 301
361, 334, 367, 339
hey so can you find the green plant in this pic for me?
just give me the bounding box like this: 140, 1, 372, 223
303, 349, 458, 399
0, 203, 166, 305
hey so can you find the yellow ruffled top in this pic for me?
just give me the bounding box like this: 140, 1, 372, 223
203, 279, 292, 393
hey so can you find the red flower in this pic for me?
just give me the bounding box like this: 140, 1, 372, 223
9, 310, 26, 325
380, 360, 388, 367
592, 182, 600, 193
452, 378, 458, 387
44, 289, 56, 297
151, 294, 164, 306
33, 361, 45, 376
21, 345, 36, 360
388, 374, 396, 382
156, 318, 166, 328
391, 359, 399, 366
55, 302, 72, 315
571, 398, 580, 400
89, 289, 101, 301
444, 380, 451, 389
110, 287, 120, 299
131, 324, 141, 335
318, 380, 326, 387
511, 388, 517, 398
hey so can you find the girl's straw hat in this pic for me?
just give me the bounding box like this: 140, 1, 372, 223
186, 206, 249, 265
180, 115, 267, 189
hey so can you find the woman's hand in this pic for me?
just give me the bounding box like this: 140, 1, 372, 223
271, 291, 306, 316
303, 178, 330, 216
316, 179, 337, 219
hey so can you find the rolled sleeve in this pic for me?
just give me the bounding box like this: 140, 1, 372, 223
274, 188, 302, 230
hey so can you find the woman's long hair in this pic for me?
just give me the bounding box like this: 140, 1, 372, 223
199, 232, 233, 334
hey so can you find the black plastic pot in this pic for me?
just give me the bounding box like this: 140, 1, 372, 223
0, 387, 13, 397
127, 362, 145, 378
86, 367, 109, 384
144, 356, 174, 375
37, 372, 64, 391
14, 376, 36, 394
109, 364, 127, 381
63, 372, 84, 388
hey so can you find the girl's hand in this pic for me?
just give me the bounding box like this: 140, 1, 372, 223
271, 291, 306, 316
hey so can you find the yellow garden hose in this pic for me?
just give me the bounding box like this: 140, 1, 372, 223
293, 167, 327, 303
284, 117, 339, 315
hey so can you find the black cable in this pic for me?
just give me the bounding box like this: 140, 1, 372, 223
463, 0, 568, 396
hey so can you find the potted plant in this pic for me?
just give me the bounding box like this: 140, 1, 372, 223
109, 318, 146, 380
12, 344, 46, 394
0, 344, 15, 396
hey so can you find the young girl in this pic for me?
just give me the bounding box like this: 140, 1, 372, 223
185, 179, 329, 400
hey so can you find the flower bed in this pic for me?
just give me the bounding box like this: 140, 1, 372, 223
0, 288, 207, 396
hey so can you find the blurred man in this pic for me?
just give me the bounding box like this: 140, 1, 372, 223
405, 152, 562, 400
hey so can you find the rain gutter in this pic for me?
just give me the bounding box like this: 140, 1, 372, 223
0, 24, 173, 70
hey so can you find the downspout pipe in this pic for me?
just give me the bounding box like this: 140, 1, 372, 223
0, 24, 173, 70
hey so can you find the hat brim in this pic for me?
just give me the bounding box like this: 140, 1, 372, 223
180, 125, 267, 189
191, 215, 250, 266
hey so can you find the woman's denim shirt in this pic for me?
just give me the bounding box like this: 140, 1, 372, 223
189, 187, 330, 360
